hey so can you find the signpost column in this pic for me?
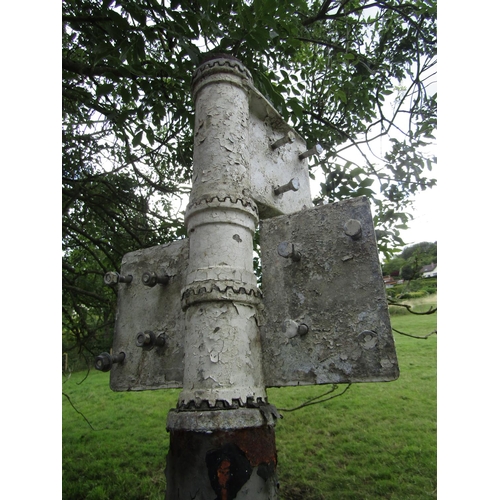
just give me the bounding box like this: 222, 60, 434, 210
165, 55, 279, 499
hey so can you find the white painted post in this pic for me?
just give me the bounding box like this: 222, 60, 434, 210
165, 55, 279, 499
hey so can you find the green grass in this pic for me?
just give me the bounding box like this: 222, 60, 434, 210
272, 311, 437, 499
63, 312, 436, 499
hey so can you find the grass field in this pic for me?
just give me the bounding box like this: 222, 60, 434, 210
62, 305, 436, 499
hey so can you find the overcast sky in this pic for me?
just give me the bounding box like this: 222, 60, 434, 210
400, 182, 438, 246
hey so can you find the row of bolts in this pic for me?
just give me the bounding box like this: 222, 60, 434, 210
97, 272, 171, 370
103, 214, 362, 289
100, 225, 363, 371
274, 136, 321, 195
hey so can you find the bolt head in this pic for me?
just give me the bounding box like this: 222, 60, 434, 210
142, 272, 157, 287
156, 334, 167, 347
136, 332, 152, 347
277, 241, 293, 259
136, 331, 156, 349
344, 219, 362, 240
104, 272, 119, 285
297, 324, 309, 336
289, 178, 300, 192
95, 353, 112, 372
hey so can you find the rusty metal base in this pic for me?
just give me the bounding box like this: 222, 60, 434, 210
165, 408, 279, 499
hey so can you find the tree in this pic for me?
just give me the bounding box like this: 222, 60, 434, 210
62, 0, 437, 359
382, 240, 436, 283
400, 240, 437, 265
401, 262, 416, 281
382, 256, 405, 277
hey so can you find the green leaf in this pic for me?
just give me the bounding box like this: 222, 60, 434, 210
359, 178, 374, 188
336, 90, 347, 104
96, 83, 115, 97
146, 128, 155, 146
350, 167, 365, 177
288, 98, 303, 120
118, 86, 130, 102
132, 131, 143, 147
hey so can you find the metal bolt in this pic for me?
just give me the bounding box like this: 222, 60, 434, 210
271, 131, 295, 150
95, 351, 125, 372
297, 323, 309, 336
344, 219, 362, 240
155, 334, 167, 347
277, 241, 301, 262
136, 331, 154, 347
282, 319, 309, 339
142, 271, 169, 287
136, 331, 167, 349
298, 144, 323, 160
274, 177, 300, 196
104, 272, 132, 286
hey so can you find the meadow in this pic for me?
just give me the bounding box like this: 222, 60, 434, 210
62, 302, 437, 499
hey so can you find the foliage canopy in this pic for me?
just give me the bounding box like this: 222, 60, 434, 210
62, 0, 437, 356
382, 241, 437, 278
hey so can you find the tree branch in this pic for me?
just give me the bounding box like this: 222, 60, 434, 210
393, 328, 437, 339
63, 15, 111, 23
278, 384, 352, 412
62, 284, 110, 304
302, 0, 335, 26
295, 36, 374, 69
301, 0, 361, 27
388, 301, 437, 315
62, 392, 99, 431
63, 57, 130, 79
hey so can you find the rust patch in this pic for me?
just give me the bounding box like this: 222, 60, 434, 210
227, 426, 277, 468
167, 425, 278, 497
206, 443, 252, 500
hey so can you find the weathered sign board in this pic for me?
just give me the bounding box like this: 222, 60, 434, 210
246, 89, 313, 219
108, 240, 188, 391
259, 197, 399, 386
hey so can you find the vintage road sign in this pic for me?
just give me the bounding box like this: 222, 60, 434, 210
106, 198, 398, 391
102, 58, 398, 392
259, 197, 399, 386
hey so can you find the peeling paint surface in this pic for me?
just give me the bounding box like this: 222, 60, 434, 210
181, 301, 266, 407
179, 56, 268, 407
109, 240, 189, 391
260, 197, 399, 386
105, 58, 399, 398
246, 102, 313, 219
191, 76, 250, 202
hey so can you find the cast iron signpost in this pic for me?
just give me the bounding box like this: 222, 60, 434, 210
97, 55, 399, 499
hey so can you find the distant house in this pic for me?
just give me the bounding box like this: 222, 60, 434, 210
421, 262, 437, 278
383, 276, 397, 288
